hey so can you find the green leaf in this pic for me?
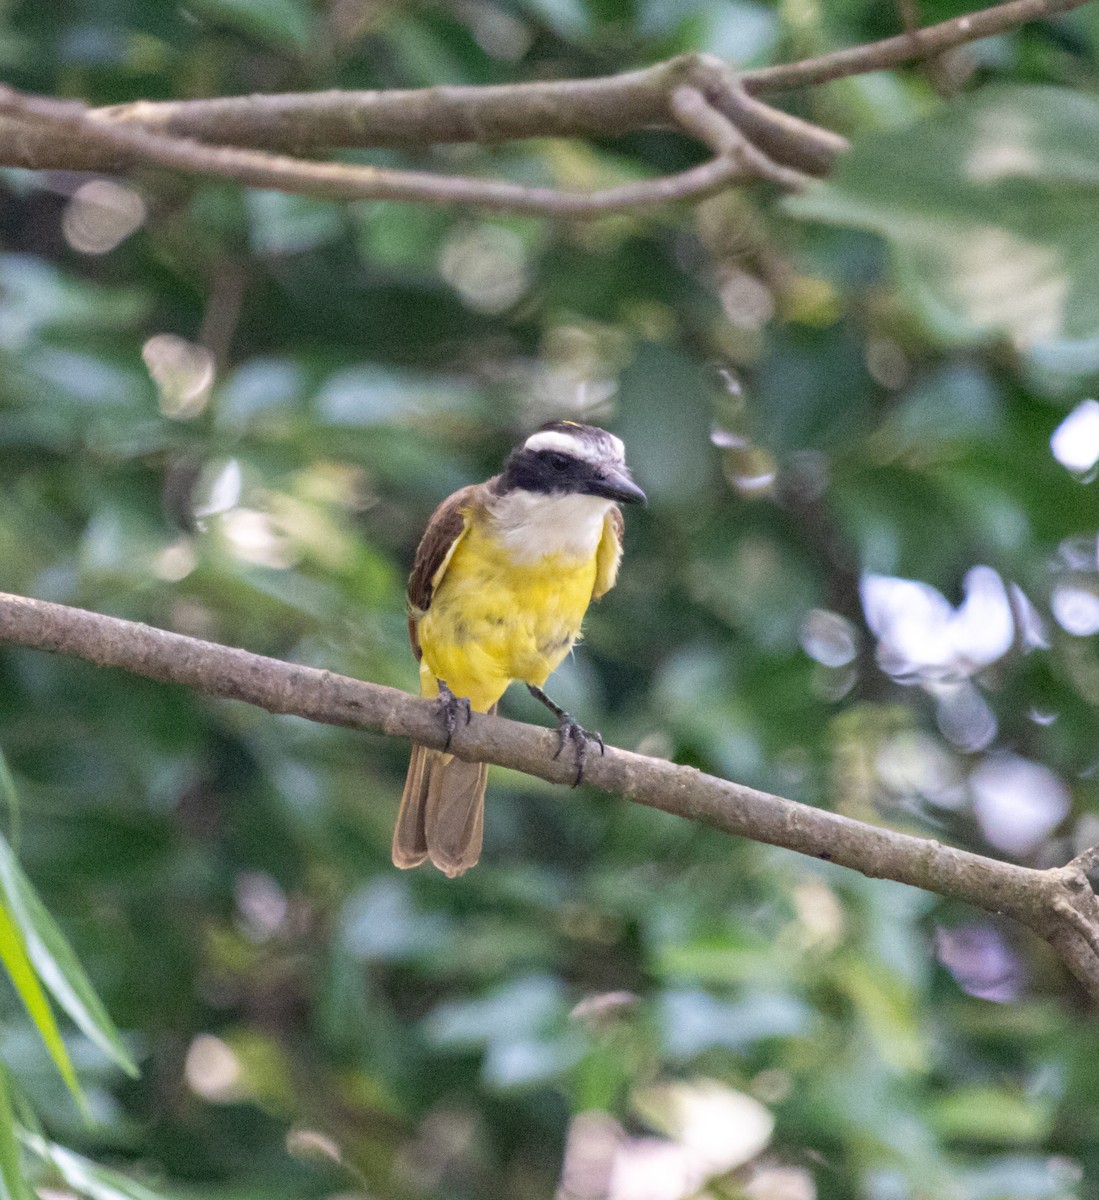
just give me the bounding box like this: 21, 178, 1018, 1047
787, 86, 1099, 374
0, 896, 81, 1108
0, 826, 137, 1078
0, 1068, 32, 1200
931, 1086, 1053, 1144
187, 0, 313, 51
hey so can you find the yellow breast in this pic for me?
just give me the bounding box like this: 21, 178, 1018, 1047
417, 519, 598, 712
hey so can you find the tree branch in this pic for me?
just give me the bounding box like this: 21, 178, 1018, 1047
0, 84, 794, 217
1, 589, 1097, 999
0, 55, 843, 172
0, 0, 1076, 187
1, 0, 1073, 211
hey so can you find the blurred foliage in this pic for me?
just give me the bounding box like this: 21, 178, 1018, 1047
4, 0, 1099, 1198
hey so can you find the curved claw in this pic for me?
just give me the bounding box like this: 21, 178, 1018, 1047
436, 680, 472, 751
553, 717, 605, 787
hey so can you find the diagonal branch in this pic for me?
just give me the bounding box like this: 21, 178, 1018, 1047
1, 589, 1098, 999
743, 0, 1090, 93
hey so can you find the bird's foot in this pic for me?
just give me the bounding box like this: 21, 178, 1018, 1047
527, 684, 603, 785
554, 714, 605, 787
436, 680, 472, 751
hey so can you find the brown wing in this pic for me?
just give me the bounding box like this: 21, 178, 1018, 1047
592, 505, 625, 601
406, 484, 480, 660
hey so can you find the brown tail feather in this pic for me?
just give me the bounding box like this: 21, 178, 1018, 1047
393, 707, 495, 877
392, 744, 432, 869
425, 754, 487, 878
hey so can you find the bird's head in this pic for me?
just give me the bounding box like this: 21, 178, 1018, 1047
497, 421, 646, 506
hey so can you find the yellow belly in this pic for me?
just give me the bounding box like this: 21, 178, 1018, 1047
417, 523, 598, 712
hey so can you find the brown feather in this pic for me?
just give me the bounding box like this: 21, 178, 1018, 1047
406, 484, 483, 633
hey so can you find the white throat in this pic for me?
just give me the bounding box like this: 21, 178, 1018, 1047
488, 489, 613, 563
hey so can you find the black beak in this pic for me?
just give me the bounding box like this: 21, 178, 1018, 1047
591, 465, 647, 506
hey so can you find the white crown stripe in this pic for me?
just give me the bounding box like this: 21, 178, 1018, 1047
523, 430, 598, 460
523, 428, 626, 464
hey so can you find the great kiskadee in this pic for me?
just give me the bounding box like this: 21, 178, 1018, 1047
393, 421, 645, 878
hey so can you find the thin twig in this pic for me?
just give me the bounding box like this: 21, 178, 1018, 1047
1068, 845, 1099, 877
742, 0, 1088, 93
898, 0, 923, 31
707, 79, 848, 175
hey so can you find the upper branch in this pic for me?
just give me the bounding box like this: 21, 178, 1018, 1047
2, 589, 1099, 999
0, 85, 765, 217
0, 0, 1077, 197
0, 75, 823, 217
0, 0, 1079, 167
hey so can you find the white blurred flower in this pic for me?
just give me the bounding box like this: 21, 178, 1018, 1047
561, 1081, 775, 1200
632, 1079, 773, 1179
221, 508, 297, 568
862, 566, 1015, 678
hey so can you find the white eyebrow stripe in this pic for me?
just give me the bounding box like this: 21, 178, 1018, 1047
523, 430, 597, 460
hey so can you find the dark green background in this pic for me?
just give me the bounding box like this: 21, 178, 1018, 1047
4, 0, 1099, 1196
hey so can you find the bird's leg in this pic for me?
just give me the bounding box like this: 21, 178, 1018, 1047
526, 684, 604, 786
435, 680, 472, 751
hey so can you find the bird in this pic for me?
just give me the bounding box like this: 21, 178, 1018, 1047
392, 420, 646, 878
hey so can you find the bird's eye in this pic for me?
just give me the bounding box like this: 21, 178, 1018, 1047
544, 452, 571, 472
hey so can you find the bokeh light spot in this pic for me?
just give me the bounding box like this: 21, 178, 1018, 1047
185, 1034, 243, 1103
1051, 398, 1099, 474
142, 333, 215, 419
440, 224, 529, 313
62, 179, 146, 254
1052, 583, 1099, 636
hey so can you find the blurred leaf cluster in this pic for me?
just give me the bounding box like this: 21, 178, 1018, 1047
5, 0, 1099, 1198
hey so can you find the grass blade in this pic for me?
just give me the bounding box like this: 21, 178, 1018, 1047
0, 896, 83, 1108
0, 1067, 32, 1200
0, 753, 136, 1078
